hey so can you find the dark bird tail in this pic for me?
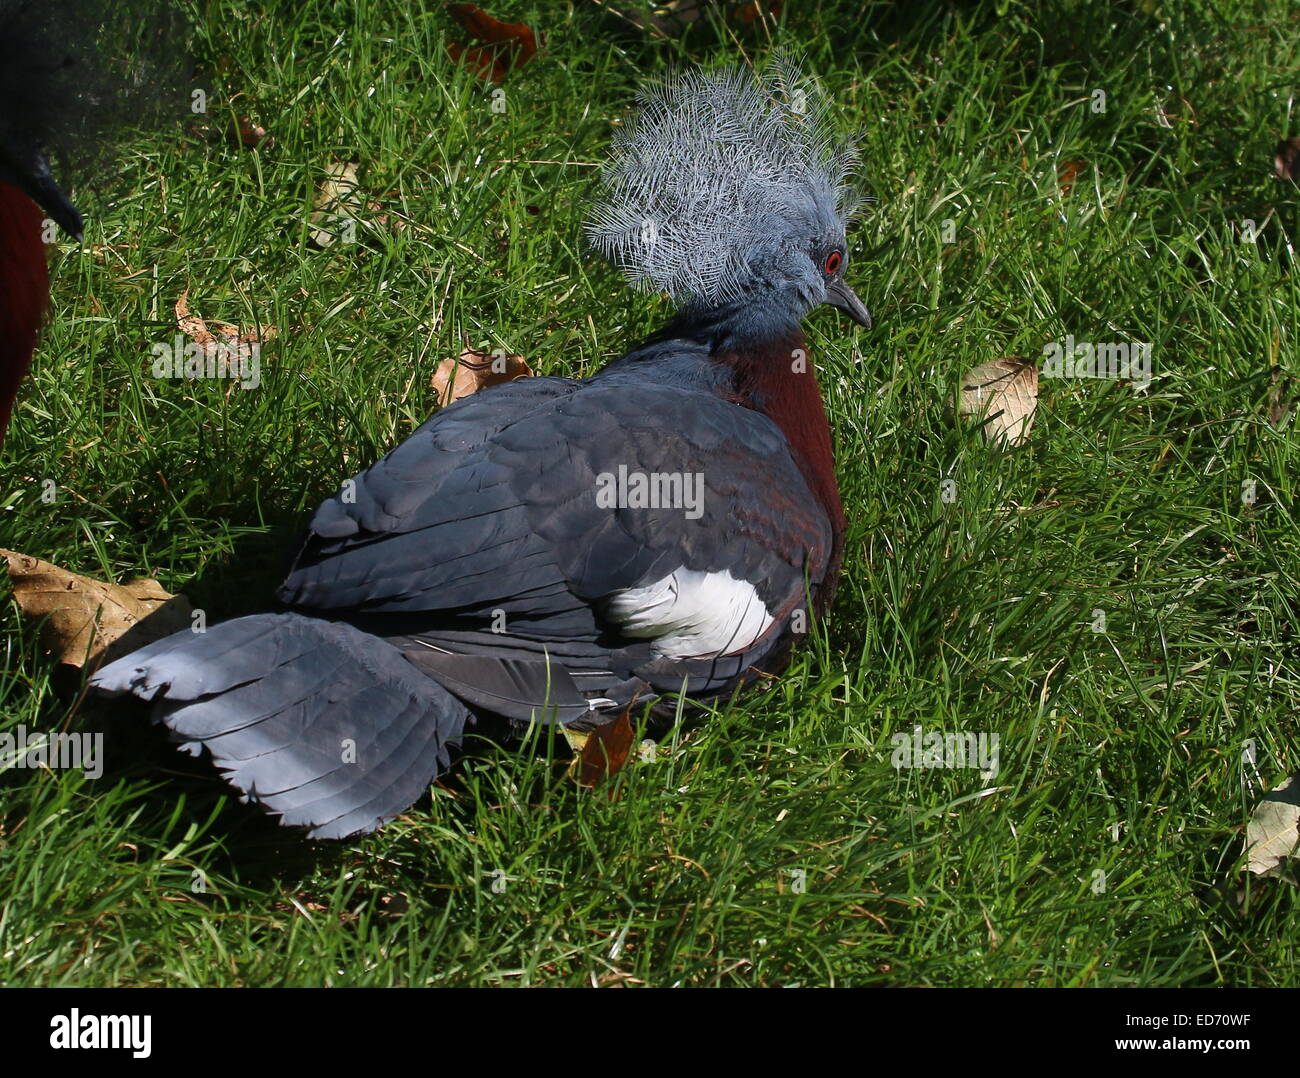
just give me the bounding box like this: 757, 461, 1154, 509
90, 613, 471, 839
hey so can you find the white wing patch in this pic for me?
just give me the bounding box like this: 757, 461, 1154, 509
605, 568, 775, 659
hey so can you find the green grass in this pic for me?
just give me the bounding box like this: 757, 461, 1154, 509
1, 0, 1297, 986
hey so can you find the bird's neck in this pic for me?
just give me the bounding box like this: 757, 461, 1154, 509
716, 329, 846, 595
0, 182, 50, 442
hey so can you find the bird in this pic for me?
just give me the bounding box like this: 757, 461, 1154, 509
90, 55, 873, 840
0, 0, 86, 445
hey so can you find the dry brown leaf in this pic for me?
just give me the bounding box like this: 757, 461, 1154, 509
1057, 159, 1086, 199
1275, 137, 1300, 180
1268, 368, 1293, 428
576, 711, 635, 789
431, 347, 532, 405
1246, 773, 1300, 880
227, 115, 274, 150
957, 356, 1039, 449
365, 197, 407, 235
447, 4, 537, 83
309, 161, 363, 248
732, 0, 782, 24
174, 290, 276, 364
1, 550, 194, 668
560, 726, 589, 754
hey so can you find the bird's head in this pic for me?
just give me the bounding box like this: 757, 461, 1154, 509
0, 0, 87, 238
0, 0, 193, 244
0, 133, 83, 240
587, 55, 871, 343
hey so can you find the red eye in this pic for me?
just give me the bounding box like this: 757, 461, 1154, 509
824, 251, 843, 275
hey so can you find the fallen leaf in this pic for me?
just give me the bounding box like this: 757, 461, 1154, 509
227, 115, 274, 150
732, 0, 782, 24
447, 4, 537, 83
365, 197, 407, 234
1246, 773, 1300, 880
560, 727, 589, 754
957, 356, 1039, 448
1, 550, 194, 668
1275, 137, 1300, 180
1057, 159, 1086, 199
308, 160, 363, 248
431, 347, 532, 405
174, 290, 276, 366
576, 711, 635, 789
1267, 367, 1292, 428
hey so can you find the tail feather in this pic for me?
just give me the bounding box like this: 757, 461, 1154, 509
91, 613, 471, 839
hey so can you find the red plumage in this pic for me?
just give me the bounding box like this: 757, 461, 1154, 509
0, 181, 48, 442
0, 0, 190, 446
721, 333, 847, 613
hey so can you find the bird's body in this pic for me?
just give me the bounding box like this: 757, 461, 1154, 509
92, 57, 871, 838
281, 318, 842, 715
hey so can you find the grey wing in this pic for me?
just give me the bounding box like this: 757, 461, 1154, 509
277, 374, 832, 714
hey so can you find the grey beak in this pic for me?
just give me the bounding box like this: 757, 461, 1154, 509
0, 137, 83, 240
823, 277, 871, 328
